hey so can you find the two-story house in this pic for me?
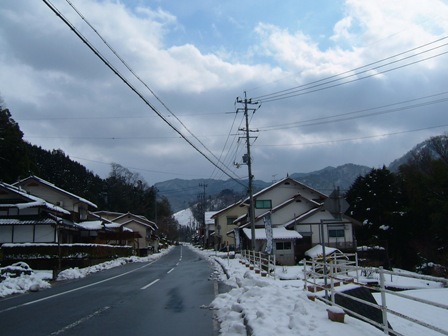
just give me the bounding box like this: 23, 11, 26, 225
211, 201, 246, 250
215, 176, 359, 265
0, 181, 77, 244
14, 176, 97, 223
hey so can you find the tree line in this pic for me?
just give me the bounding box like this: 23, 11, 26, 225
0, 105, 182, 241
346, 135, 448, 274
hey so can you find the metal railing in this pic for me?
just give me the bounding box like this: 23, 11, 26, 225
303, 257, 448, 335
240, 250, 276, 278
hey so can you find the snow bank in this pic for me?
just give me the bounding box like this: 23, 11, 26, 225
0, 247, 174, 297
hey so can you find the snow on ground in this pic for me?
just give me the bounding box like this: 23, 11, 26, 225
192, 246, 448, 336
1, 244, 447, 336
0, 247, 174, 297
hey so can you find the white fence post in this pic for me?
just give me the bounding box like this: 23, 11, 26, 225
379, 267, 389, 334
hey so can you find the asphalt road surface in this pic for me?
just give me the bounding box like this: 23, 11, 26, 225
0, 245, 220, 336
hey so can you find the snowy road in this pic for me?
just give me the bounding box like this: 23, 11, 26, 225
0, 246, 218, 336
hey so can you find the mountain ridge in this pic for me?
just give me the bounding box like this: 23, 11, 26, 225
155, 163, 372, 212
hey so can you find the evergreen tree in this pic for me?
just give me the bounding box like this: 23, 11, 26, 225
0, 103, 30, 182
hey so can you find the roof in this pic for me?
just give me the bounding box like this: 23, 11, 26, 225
120, 219, 155, 231
211, 201, 244, 218
76, 220, 105, 231
304, 244, 343, 258
0, 218, 57, 226
0, 182, 71, 215
242, 227, 302, 240
14, 176, 97, 209
242, 177, 327, 205
106, 212, 158, 230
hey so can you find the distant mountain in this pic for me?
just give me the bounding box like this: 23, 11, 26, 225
290, 164, 372, 194
388, 134, 448, 172
156, 163, 372, 212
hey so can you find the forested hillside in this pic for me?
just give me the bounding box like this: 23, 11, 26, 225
0, 105, 178, 240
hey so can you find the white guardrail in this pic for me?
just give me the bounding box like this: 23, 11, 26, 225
303, 255, 448, 336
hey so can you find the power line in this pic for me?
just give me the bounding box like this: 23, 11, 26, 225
254, 124, 448, 148
63, 0, 241, 182
251, 36, 448, 103
258, 91, 448, 131
42, 0, 244, 186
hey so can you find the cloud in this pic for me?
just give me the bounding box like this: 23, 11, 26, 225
1, 0, 448, 186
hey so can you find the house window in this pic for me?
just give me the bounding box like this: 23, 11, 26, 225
328, 228, 345, 238
276, 241, 291, 250
226, 217, 237, 225
255, 199, 272, 209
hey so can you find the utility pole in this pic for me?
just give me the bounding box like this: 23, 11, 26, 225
199, 183, 207, 247
236, 92, 260, 250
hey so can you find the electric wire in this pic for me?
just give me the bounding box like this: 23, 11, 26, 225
64, 0, 240, 182
258, 91, 448, 131
251, 36, 448, 103
254, 124, 448, 147
42, 0, 244, 185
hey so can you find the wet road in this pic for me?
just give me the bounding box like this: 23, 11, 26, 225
0, 245, 219, 336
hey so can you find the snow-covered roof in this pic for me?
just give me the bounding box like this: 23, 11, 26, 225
76, 220, 105, 230
76, 220, 133, 232
304, 244, 343, 258
0, 182, 71, 215
0, 218, 57, 226
14, 176, 97, 209
242, 227, 302, 240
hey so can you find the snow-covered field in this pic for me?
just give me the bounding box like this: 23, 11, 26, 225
1, 245, 447, 336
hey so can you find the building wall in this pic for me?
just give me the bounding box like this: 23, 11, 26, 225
214, 206, 245, 249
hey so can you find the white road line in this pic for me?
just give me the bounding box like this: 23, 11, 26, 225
50, 305, 110, 335
141, 278, 160, 290
0, 260, 157, 314
167, 268, 175, 274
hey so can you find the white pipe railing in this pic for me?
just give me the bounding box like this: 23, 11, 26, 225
240, 250, 276, 278
303, 258, 448, 335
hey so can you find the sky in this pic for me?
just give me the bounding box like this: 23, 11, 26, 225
1, 0, 448, 186
1, 246, 447, 335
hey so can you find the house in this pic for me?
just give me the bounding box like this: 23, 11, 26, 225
13, 176, 97, 222
0, 181, 77, 244
214, 177, 359, 265
93, 211, 159, 255
204, 211, 217, 248
76, 214, 139, 248
211, 201, 246, 250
